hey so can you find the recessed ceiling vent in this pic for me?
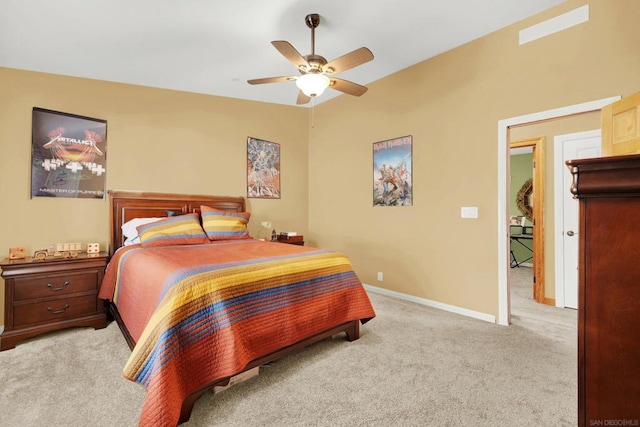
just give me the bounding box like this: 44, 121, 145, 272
519, 5, 589, 45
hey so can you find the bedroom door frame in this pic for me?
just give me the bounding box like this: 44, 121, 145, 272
496, 95, 620, 326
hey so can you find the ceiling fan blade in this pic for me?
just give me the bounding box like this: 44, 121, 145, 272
329, 77, 368, 96
324, 47, 374, 74
271, 40, 309, 70
296, 91, 311, 105
247, 76, 296, 85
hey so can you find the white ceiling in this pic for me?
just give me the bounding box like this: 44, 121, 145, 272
0, 0, 566, 107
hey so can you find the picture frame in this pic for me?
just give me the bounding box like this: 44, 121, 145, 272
373, 135, 413, 206
31, 107, 107, 199
509, 215, 526, 226
247, 137, 280, 199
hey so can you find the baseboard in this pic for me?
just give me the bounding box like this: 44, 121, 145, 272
512, 262, 533, 268
363, 284, 496, 324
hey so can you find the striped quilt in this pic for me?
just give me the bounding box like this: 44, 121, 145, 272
99, 239, 375, 427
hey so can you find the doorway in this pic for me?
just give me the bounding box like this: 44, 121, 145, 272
496, 96, 620, 325
510, 137, 545, 304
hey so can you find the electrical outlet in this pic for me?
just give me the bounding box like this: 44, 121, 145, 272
377, 272, 383, 282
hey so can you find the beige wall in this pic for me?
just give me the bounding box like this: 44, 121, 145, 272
0, 69, 309, 325
1, 0, 639, 327
307, 0, 640, 318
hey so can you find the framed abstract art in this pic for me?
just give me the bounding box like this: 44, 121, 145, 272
247, 137, 280, 199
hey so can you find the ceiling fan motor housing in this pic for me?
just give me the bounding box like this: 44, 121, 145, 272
302, 54, 328, 73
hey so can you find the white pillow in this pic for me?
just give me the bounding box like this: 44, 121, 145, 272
121, 217, 162, 245
124, 237, 140, 246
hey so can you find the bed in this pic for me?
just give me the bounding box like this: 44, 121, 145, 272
99, 190, 376, 427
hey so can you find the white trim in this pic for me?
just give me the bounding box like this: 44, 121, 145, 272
364, 283, 496, 324
0, 325, 3, 335
497, 96, 621, 326
553, 129, 601, 308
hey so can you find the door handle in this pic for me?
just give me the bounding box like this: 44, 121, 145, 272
566, 230, 575, 236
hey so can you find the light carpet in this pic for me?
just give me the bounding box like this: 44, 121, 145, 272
0, 267, 577, 426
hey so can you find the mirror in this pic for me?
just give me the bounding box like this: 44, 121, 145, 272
516, 178, 534, 222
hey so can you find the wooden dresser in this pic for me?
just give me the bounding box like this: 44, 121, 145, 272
567, 154, 640, 426
0, 252, 109, 351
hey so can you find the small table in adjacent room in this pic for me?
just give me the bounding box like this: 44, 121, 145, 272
510, 233, 533, 268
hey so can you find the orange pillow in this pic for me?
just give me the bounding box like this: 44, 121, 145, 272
200, 205, 251, 241
137, 213, 208, 247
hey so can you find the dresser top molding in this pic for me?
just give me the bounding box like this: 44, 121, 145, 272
567, 154, 640, 198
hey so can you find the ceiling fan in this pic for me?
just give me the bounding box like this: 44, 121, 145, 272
247, 13, 374, 105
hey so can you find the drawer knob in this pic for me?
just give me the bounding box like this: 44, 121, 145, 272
47, 304, 70, 314
47, 281, 70, 291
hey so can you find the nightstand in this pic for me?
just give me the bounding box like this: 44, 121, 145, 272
276, 235, 304, 246
0, 252, 109, 351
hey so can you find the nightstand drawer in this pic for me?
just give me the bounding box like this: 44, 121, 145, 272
13, 271, 98, 301
13, 295, 98, 327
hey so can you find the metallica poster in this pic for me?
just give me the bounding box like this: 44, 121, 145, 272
31, 108, 107, 199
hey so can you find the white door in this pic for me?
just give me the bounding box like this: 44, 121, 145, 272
554, 130, 601, 309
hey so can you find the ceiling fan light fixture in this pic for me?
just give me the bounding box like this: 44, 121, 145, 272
296, 73, 330, 97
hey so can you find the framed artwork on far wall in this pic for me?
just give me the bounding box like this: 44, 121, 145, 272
31, 107, 107, 199
247, 137, 281, 199
373, 135, 413, 206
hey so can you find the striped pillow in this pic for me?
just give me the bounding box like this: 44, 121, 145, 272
137, 213, 208, 247
200, 205, 251, 241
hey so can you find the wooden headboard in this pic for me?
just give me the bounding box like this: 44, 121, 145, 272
109, 190, 246, 255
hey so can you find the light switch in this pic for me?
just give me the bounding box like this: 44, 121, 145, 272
461, 207, 478, 219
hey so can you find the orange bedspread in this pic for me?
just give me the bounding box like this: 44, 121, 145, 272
99, 239, 375, 426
